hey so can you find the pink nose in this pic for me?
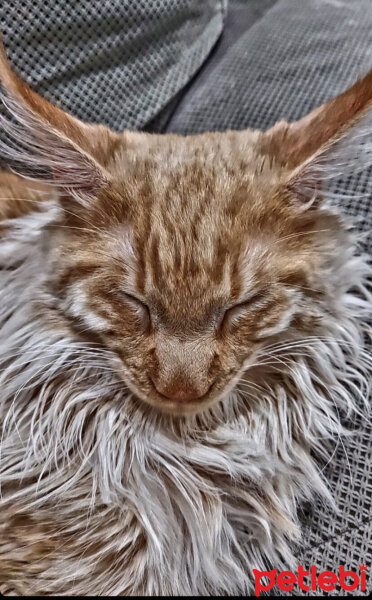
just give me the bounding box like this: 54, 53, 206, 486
152, 379, 205, 403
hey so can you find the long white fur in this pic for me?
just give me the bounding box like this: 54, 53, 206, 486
0, 198, 370, 594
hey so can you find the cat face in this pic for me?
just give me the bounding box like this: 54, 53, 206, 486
0, 40, 371, 415
47, 132, 340, 415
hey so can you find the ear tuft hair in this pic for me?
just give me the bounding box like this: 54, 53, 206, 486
0, 34, 115, 199
261, 70, 372, 208
0, 93, 108, 195
285, 107, 372, 207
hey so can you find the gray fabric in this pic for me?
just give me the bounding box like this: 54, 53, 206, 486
165, 0, 372, 594
0, 0, 227, 131
146, 0, 277, 133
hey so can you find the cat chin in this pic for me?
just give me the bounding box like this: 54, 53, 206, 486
141, 396, 219, 416
116, 370, 230, 416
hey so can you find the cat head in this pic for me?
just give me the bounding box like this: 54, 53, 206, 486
0, 39, 371, 415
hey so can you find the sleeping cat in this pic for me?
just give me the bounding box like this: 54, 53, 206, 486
0, 36, 371, 595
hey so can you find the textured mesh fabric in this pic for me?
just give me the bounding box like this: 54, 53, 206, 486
0, 0, 227, 131
146, 0, 277, 133
165, 0, 372, 594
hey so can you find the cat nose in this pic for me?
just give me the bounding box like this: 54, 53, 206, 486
152, 379, 208, 403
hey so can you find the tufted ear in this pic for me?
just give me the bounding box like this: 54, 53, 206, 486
0, 35, 120, 199
260, 71, 372, 207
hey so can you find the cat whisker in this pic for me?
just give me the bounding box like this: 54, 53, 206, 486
274, 228, 332, 244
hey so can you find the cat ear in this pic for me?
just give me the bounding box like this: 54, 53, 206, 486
261, 71, 372, 207
0, 35, 119, 199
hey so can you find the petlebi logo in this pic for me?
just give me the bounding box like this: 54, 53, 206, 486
252, 564, 368, 596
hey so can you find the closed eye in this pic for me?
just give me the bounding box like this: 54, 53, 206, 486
117, 291, 151, 331
221, 290, 267, 328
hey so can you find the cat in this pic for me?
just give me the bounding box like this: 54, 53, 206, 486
0, 35, 371, 595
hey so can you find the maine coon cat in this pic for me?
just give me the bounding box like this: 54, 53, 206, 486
0, 35, 371, 595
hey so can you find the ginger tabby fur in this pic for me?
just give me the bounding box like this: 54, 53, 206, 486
0, 35, 371, 595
